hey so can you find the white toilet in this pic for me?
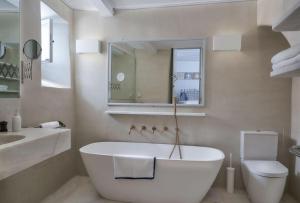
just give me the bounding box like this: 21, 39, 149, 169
240, 131, 288, 203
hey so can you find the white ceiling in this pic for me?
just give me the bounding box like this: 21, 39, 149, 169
0, 0, 19, 12
41, 2, 57, 19
62, 0, 255, 16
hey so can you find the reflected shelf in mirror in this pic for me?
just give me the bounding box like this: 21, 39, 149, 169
0, 90, 19, 93
0, 76, 19, 81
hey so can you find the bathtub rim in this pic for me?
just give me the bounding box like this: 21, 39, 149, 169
80, 141, 225, 162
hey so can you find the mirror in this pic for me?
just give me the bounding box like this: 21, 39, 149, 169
22, 39, 42, 82
23, 39, 42, 60
0, 0, 20, 98
108, 39, 205, 106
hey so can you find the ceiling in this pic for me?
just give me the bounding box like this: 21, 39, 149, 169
62, 0, 255, 16
0, 0, 19, 11
41, 2, 57, 19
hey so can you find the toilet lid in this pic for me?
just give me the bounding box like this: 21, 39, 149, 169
244, 160, 288, 178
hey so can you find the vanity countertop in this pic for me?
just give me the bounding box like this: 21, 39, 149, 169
0, 128, 70, 149
0, 128, 71, 180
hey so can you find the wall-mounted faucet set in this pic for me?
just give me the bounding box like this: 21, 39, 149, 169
129, 125, 170, 135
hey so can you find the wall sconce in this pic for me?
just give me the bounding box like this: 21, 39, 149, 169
213, 34, 242, 51
76, 39, 101, 54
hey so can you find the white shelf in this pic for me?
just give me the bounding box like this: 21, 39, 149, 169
105, 110, 207, 117
270, 64, 300, 78
0, 76, 19, 81
273, 1, 300, 31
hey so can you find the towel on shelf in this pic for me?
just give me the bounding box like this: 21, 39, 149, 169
39, 121, 66, 128
272, 43, 300, 64
113, 155, 156, 180
272, 61, 300, 73
272, 54, 300, 70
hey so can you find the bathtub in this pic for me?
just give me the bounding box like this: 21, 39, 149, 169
80, 142, 225, 203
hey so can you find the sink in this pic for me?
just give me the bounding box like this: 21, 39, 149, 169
0, 135, 25, 145
0, 128, 71, 180
289, 145, 300, 157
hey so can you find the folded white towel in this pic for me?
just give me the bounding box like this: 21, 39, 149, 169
273, 54, 300, 70
272, 61, 300, 72
113, 155, 156, 179
39, 121, 60, 128
272, 44, 300, 64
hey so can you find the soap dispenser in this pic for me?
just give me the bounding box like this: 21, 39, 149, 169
12, 110, 21, 132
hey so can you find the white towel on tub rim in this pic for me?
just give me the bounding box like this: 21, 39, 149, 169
113, 155, 156, 180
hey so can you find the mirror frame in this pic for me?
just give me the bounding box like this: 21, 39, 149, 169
107, 39, 206, 107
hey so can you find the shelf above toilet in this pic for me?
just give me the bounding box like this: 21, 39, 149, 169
289, 145, 300, 157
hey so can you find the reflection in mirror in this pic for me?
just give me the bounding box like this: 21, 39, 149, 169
0, 42, 6, 59
108, 39, 205, 106
173, 48, 202, 105
23, 40, 42, 60
0, 0, 20, 98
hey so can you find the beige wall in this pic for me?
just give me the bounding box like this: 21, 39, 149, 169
290, 78, 300, 201
285, 30, 300, 203
0, 0, 76, 203
257, 0, 300, 26
74, 1, 291, 189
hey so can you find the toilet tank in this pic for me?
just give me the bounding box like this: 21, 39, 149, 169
240, 131, 279, 161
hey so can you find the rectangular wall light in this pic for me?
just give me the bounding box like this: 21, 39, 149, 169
76, 39, 101, 54
213, 34, 242, 51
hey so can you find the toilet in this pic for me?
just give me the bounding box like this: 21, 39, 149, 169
240, 131, 288, 203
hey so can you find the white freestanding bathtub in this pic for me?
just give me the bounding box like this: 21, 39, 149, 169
80, 142, 225, 203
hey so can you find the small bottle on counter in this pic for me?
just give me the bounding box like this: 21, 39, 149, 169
12, 110, 21, 132
0, 121, 8, 132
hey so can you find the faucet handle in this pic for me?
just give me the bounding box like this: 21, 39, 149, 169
129, 125, 135, 135
140, 125, 147, 133
152, 126, 157, 134
163, 126, 168, 132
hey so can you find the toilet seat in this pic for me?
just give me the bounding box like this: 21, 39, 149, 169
243, 160, 288, 178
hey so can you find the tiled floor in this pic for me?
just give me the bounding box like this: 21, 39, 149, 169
41, 176, 298, 203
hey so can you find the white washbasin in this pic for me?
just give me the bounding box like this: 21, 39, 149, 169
0, 135, 25, 145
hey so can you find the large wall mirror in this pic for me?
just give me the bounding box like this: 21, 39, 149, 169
108, 39, 205, 106
0, 0, 20, 98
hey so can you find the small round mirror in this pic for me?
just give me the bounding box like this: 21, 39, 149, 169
116, 72, 125, 82
0, 42, 6, 59
23, 39, 42, 59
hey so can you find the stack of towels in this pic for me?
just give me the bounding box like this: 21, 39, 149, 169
271, 44, 300, 72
